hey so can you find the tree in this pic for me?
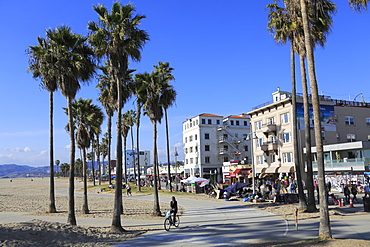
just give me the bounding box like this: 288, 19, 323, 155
153, 62, 176, 192
46, 26, 95, 225
121, 110, 136, 184
88, 2, 149, 232
60, 163, 70, 177
298, 0, 336, 239
27, 36, 58, 214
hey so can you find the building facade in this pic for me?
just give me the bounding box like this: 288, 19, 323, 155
182, 113, 251, 182
247, 89, 370, 183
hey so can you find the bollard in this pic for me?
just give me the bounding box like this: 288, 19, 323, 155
350, 198, 354, 207
341, 198, 345, 207
295, 208, 298, 230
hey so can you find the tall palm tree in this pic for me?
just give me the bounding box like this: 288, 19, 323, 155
121, 110, 136, 183
298, 0, 336, 239
46, 26, 95, 225
88, 2, 149, 232
153, 62, 176, 192
132, 73, 150, 192
27, 37, 58, 213
97, 66, 117, 186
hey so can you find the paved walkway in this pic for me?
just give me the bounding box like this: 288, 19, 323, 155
1, 191, 370, 246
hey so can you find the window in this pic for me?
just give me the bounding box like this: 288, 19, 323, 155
257, 138, 263, 147
190, 122, 192, 127
208, 119, 212, 124
205, 156, 210, 163
281, 133, 291, 143
185, 137, 187, 143
205, 133, 210, 139
230, 120, 234, 125
243, 134, 248, 140
205, 145, 210, 151
347, 134, 356, 142
195, 146, 198, 152
190, 158, 193, 164
223, 145, 228, 151
367, 118, 370, 126
281, 113, 290, 124
185, 159, 188, 164
223, 156, 229, 162
236, 120, 240, 126
216, 120, 220, 125
190, 147, 193, 153
257, 155, 264, 165
345, 116, 355, 126
270, 154, 276, 163
195, 157, 198, 164
268, 117, 275, 125
201, 119, 205, 124
269, 135, 276, 143
244, 145, 248, 151
185, 148, 188, 154
244, 121, 248, 126
256, 121, 262, 130
283, 153, 293, 163
195, 134, 197, 140
189, 135, 193, 142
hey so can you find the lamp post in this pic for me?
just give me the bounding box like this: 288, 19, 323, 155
247, 132, 257, 195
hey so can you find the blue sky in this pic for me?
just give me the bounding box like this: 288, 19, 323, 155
1, 0, 370, 167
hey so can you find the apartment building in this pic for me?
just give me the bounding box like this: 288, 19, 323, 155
182, 113, 251, 182
247, 89, 370, 182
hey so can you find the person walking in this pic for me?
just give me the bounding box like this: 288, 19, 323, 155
126, 184, 132, 196
363, 183, 370, 198
170, 196, 178, 225
344, 184, 351, 203
351, 184, 358, 202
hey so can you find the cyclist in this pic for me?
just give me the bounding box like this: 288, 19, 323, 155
170, 196, 178, 225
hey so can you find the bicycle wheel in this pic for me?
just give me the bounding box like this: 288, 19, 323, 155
174, 215, 180, 227
164, 218, 171, 231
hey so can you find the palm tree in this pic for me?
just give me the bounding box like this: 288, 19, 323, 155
27, 36, 58, 214
298, 0, 336, 239
88, 2, 149, 232
121, 110, 136, 184
132, 73, 150, 192
153, 62, 176, 192
46, 26, 95, 225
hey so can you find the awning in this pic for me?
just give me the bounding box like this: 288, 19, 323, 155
230, 168, 251, 177
264, 166, 279, 173
277, 166, 294, 173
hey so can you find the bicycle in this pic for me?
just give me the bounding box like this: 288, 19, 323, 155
164, 210, 180, 231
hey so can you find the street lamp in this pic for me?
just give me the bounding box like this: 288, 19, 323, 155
247, 132, 258, 195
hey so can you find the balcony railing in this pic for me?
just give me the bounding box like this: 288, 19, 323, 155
309, 158, 369, 171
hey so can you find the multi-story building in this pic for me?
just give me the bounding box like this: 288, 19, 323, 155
182, 113, 251, 182
124, 150, 151, 177
247, 89, 370, 184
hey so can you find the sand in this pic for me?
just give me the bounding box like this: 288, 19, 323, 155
1, 177, 369, 246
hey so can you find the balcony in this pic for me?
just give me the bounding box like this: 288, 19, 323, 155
309, 158, 369, 172
262, 124, 277, 137
268, 142, 278, 153
260, 143, 268, 151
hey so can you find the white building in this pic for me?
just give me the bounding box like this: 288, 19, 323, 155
182, 113, 251, 182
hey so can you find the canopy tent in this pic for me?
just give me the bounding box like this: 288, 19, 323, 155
222, 182, 250, 194
180, 175, 209, 184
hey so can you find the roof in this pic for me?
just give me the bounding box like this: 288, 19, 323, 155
225, 115, 250, 119
199, 113, 223, 118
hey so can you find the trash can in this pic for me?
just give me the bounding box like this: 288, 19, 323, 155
363, 197, 370, 212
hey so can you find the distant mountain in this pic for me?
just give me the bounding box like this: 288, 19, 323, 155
0, 164, 50, 178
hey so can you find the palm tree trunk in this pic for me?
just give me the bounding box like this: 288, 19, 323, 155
111, 73, 124, 232
67, 96, 76, 225
92, 143, 96, 187
82, 147, 89, 214
300, 55, 317, 212
108, 114, 112, 186
97, 135, 102, 186
130, 128, 137, 186
152, 121, 161, 216
299, 0, 331, 239
136, 104, 141, 192
49, 91, 57, 213
291, 44, 307, 210
165, 109, 172, 192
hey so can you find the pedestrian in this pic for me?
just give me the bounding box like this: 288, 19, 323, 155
314, 180, 319, 201
344, 184, 350, 203
290, 181, 296, 194
351, 184, 358, 202
326, 181, 332, 193
363, 183, 370, 198
170, 196, 178, 225
126, 184, 132, 196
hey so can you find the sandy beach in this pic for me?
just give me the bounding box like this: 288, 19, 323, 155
1, 177, 370, 246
